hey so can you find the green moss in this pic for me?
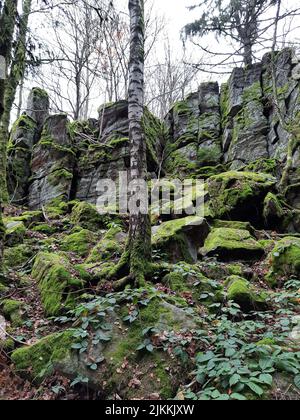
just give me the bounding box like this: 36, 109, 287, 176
152, 216, 206, 263
263, 192, 285, 226
48, 169, 73, 187
4, 220, 26, 246
0, 338, 15, 352
208, 171, 276, 221
197, 144, 222, 166
266, 237, 300, 285
4, 243, 33, 268
8, 115, 37, 150
11, 330, 75, 382
60, 229, 97, 257
31, 252, 83, 316
31, 87, 48, 99
1, 299, 25, 326
87, 227, 124, 263
44, 197, 69, 219
212, 219, 254, 233
201, 227, 264, 260
244, 158, 279, 176
70, 201, 106, 231
220, 83, 230, 127
162, 272, 186, 292
11, 211, 43, 227
226, 276, 268, 311
31, 223, 56, 234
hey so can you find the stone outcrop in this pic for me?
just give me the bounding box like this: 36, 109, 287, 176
7, 49, 300, 210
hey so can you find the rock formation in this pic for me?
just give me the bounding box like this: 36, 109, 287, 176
2, 48, 300, 401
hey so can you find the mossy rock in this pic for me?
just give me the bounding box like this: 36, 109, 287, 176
266, 237, 300, 286
11, 211, 44, 228
208, 171, 276, 225
0, 337, 15, 352
0, 299, 26, 327
4, 220, 26, 246
152, 216, 210, 263
225, 276, 268, 312
70, 201, 107, 231
86, 227, 126, 263
60, 229, 97, 257
55, 293, 198, 399
211, 219, 254, 233
4, 244, 34, 268
200, 227, 264, 261
31, 252, 84, 316
44, 197, 69, 219
12, 291, 198, 398
263, 193, 286, 230
31, 223, 57, 235
11, 330, 75, 382
162, 272, 187, 292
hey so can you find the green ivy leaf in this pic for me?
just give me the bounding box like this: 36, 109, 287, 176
294, 374, 300, 389
246, 382, 264, 396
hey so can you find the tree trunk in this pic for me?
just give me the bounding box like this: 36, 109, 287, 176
0, 0, 18, 275
243, 43, 253, 67
0, 0, 32, 203
126, 0, 151, 286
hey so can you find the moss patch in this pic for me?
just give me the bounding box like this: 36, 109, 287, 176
266, 237, 300, 286
31, 252, 83, 316
60, 229, 97, 257
11, 330, 75, 382
201, 227, 264, 261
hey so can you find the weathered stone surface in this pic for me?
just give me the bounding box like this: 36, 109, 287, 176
152, 216, 210, 262
28, 114, 75, 209
76, 102, 161, 204
25, 87, 49, 130
208, 171, 276, 225
164, 83, 221, 175
7, 115, 38, 204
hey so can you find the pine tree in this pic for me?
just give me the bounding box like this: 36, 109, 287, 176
184, 0, 277, 67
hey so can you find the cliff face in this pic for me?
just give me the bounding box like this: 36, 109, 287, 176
165, 49, 300, 179
7, 49, 300, 212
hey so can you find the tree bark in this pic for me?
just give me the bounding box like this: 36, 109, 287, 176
0, 0, 32, 203
126, 0, 151, 286
0, 0, 18, 275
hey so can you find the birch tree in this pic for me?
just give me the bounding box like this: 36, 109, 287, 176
126, 0, 151, 286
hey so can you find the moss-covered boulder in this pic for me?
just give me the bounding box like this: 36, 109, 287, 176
31, 252, 84, 316
70, 201, 106, 231
11, 289, 199, 399
86, 227, 126, 263
208, 171, 276, 225
4, 244, 34, 268
4, 220, 26, 246
60, 228, 97, 257
11, 330, 75, 382
225, 276, 268, 312
266, 237, 300, 285
152, 216, 210, 263
200, 227, 264, 261
0, 299, 26, 326
9, 211, 44, 228
263, 192, 285, 229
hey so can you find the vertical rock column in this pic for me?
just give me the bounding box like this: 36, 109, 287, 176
7, 88, 49, 204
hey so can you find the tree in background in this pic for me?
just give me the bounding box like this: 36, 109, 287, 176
0, 0, 32, 203
184, 0, 279, 68
145, 39, 200, 119
0, 0, 18, 275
